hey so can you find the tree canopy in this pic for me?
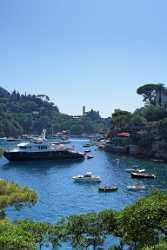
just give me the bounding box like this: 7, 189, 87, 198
0, 179, 37, 219
0, 179, 38, 249
137, 83, 166, 106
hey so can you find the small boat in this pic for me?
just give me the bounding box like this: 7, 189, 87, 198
127, 184, 146, 191
98, 144, 105, 149
85, 149, 91, 153
99, 186, 118, 192
126, 168, 145, 173
152, 159, 164, 163
131, 172, 156, 179
72, 172, 101, 183
87, 154, 94, 159
83, 143, 91, 147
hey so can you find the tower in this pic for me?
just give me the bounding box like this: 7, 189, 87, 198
82, 106, 86, 116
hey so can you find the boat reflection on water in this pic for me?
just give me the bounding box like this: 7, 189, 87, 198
2, 158, 80, 168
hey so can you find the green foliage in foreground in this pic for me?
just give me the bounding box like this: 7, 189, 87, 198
0, 179, 38, 249
0, 179, 38, 215
15, 219, 64, 250
0, 223, 36, 250
117, 190, 167, 249
142, 240, 167, 250
1, 180, 167, 249
2, 190, 167, 249
63, 210, 116, 249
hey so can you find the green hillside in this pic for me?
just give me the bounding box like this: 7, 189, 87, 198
0, 87, 110, 137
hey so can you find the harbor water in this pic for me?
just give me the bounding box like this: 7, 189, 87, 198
0, 138, 167, 248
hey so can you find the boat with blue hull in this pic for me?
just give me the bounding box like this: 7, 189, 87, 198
4, 130, 85, 162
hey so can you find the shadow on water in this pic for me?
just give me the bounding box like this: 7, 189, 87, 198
0, 159, 83, 174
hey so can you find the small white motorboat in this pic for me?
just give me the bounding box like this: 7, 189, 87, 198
72, 172, 101, 183
85, 149, 91, 153
87, 154, 94, 159
125, 168, 145, 173
127, 184, 146, 191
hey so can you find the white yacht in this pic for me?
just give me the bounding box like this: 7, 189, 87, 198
72, 172, 101, 183
3, 130, 85, 162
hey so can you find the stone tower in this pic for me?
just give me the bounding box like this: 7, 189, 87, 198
82, 106, 86, 116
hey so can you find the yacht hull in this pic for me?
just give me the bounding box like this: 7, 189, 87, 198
4, 150, 85, 162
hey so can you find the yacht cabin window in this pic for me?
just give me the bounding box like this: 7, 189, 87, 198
38, 146, 47, 150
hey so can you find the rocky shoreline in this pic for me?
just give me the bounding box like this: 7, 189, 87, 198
105, 142, 166, 163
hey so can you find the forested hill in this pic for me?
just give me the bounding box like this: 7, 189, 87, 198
0, 87, 111, 137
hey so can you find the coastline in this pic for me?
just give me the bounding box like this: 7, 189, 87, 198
104, 144, 166, 163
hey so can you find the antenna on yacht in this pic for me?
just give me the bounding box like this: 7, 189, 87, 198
41, 129, 46, 140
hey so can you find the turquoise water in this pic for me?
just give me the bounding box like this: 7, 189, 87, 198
0, 139, 167, 248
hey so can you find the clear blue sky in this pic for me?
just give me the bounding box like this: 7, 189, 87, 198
0, 0, 167, 117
